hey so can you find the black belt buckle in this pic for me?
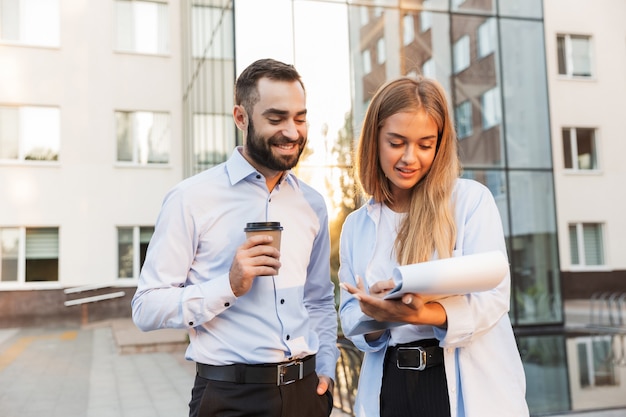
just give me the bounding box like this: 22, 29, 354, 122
277, 360, 303, 385
396, 346, 427, 371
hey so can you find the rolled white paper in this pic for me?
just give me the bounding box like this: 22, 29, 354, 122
384, 250, 509, 300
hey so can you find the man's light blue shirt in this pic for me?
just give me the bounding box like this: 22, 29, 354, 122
132, 148, 338, 379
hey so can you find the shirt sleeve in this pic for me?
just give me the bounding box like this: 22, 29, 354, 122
131, 186, 237, 331
303, 205, 340, 379
434, 181, 512, 347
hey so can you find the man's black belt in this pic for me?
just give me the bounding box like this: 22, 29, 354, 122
388, 339, 444, 371
196, 355, 316, 385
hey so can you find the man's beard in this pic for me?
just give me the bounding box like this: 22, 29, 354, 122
245, 120, 307, 171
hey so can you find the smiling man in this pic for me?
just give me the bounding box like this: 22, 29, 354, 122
131, 59, 338, 417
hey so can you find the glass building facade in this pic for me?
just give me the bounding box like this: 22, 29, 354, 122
182, 1, 625, 414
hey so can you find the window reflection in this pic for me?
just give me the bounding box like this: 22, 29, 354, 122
508, 171, 561, 324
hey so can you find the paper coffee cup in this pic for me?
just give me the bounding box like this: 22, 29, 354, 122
244, 222, 283, 251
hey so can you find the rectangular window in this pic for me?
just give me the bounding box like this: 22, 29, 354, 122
376, 38, 386, 65
191, 5, 233, 59
569, 223, 604, 267
481, 87, 501, 129
118, 226, 153, 279
562, 127, 597, 170
114, 0, 169, 55
115, 111, 170, 165
193, 113, 235, 170
455, 100, 473, 139
453, 35, 470, 73
0, 105, 60, 161
419, 10, 432, 33
577, 336, 618, 387
362, 49, 371, 74
422, 58, 435, 79
557, 34, 592, 77
402, 14, 414, 46
0, 227, 59, 283
477, 18, 496, 58
0, 0, 60, 47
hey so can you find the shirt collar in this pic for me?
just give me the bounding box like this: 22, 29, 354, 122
225, 146, 299, 189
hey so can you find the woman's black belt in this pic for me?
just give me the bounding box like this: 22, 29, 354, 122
387, 339, 444, 371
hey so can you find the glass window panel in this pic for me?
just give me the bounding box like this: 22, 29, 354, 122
118, 227, 133, 278
481, 87, 501, 129
24, 227, 58, 282
133, 1, 159, 54
0, 0, 59, 46
403, 14, 414, 45
576, 128, 596, 170
419, 10, 431, 32
20, 0, 60, 46
192, 5, 234, 59
116, 111, 133, 162
0, 106, 19, 160
402, 0, 448, 12
591, 338, 616, 386
582, 223, 603, 266
114, 0, 169, 54
519, 335, 570, 414
461, 169, 509, 241
116, 111, 170, 165
455, 100, 472, 139
577, 342, 590, 387
508, 171, 561, 325
0, 228, 19, 282
21, 106, 60, 161
115, 0, 133, 51
500, 19, 551, 169
452, 14, 502, 168
477, 18, 495, 58
193, 114, 235, 171
568, 224, 579, 265
362, 49, 371, 74
143, 112, 170, 164
453, 35, 469, 73
0, 0, 19, 41
452, 0, 494, 15
562, 128, 573, 169
498, 0, 543, 19
139, 226, 154, 272
422, 58, 435, 78
557, 35, 567, 75
570, 35, 591, 77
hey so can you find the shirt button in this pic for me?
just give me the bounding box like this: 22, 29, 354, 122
188, 321, 193, 326
286, 335, 290, 340
256, 174, 261, 179
280, 299, 285, 304
224, 302, 230, 307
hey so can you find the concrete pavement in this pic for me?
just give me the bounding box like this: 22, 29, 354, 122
0, 319, 351, 417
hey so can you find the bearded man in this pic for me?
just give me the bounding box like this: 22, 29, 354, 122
132, 58, 338, 417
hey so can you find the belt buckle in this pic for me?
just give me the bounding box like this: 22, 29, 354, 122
396, 346, 427, 371
277, 360, 303, 385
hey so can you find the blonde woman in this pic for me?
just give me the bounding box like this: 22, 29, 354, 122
339, 76, 528, 417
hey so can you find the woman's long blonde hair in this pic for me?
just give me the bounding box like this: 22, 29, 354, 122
355, 76, 460, 264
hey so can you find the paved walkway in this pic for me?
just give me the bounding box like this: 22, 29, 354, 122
0, 319, 351, 417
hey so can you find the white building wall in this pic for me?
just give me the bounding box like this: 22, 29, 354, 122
544, 0, 626, 271
0, 0, 184, 288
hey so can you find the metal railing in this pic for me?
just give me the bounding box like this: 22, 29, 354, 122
63, 283, 126, 325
